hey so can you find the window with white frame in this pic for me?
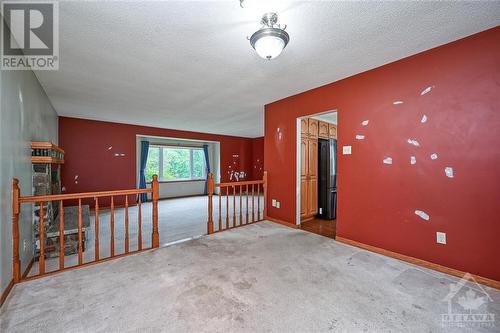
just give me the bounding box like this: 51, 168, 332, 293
145, 146, 206, 182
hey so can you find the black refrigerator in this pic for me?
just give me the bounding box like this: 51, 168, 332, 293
317, 138, 337, 220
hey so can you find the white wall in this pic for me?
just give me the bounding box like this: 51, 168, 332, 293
0, 67, 58, 295
136, 136, 220, 199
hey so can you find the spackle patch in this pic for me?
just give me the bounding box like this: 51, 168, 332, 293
407, 139, 420, 147
445, 167, 454, 178
361, 120, 369, 126
421, 115, 427, 123
393, 101, 404, 105
355, 135, 365, 140
420, 86, 432, 95
430, 153, 438, 160
410, 156, 416, 165
415, 210, 430, 221
383, 157, 393, 165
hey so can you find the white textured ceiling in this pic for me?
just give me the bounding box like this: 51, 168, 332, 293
34, 1, 500, 137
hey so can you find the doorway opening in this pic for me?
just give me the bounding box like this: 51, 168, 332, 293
296, 110, 338, 239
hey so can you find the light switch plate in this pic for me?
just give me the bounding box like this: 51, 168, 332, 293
436, 232, 447, 245
276, 201, 281, 209
343, 146, 352, 155
272, 199, 277, 207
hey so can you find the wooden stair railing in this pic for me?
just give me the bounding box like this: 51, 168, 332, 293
11, 175, 160, 282
207, 171, 267, 234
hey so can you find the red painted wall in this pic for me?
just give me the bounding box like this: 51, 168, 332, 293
59, 117, 262, 198
264, 27, 500, 280
251, 137, 264, 180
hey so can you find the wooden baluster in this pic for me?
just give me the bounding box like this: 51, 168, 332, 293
252, 184, 255, 223
39, 201, 45, 274
94, 198, 99, 261
110, 196, 115, 257
257, 183, 261, 221
78, 199, 83, 265
225, 186, 229, 229
239, 185, 243, 226
138, 195, 142, 251
151, 175, 160, 248
218, 186, 222, 231
12, 179, 21, 282
125, 195, 129, 254
246, 184, 249, 224
59, 200, 65, 269
232, 185, 236, 227
207, 173, 214, 234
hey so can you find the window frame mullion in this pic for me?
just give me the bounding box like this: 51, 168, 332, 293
158, 147, 164, 181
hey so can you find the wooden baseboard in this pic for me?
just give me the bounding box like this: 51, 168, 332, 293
0, 279, 14, 308
265, 216, 299, 229
336, 236, 500, 290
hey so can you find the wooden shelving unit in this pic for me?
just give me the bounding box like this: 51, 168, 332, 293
31, 142, 65, 259
31, 141, 65, 164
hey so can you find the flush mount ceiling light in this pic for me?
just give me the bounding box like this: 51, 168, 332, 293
249, 12, 289, 60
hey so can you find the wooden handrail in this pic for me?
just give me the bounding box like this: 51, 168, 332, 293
207, 171, 267, 234
11, 175, 160, 283
216, 179, 264, 187
19, 188, 152, 203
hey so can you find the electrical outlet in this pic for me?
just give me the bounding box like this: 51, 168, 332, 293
276, 201, 281, 209
436, 232, 446, 245
23, 239, 28, 252
272, 199, 277, 207
342, 146, 352, 155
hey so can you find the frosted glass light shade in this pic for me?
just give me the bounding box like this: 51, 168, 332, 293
249, 26, 289, 61
254, 35, 285, 60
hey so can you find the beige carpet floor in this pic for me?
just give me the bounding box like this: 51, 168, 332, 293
3, 221, 499, 332
29, 194, 264, 276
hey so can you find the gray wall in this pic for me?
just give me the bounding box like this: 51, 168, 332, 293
0, 65, 58, 294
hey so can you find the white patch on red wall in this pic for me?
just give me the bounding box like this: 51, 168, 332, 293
445, 167, 454, 178
420, 86, 433, 96
407, 139, 420, 147
415, 210, 430, 221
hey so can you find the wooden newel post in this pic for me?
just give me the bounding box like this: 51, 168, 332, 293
207, 173, 214, 234
12, 179, 21, 283
263, 171, 268, 219
151, 175, 160, 248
